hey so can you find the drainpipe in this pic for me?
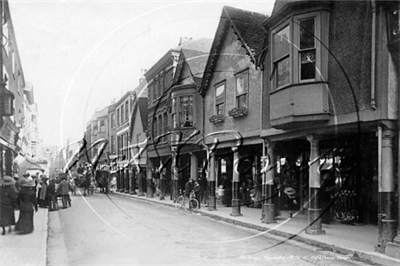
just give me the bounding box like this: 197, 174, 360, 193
371, 0, 377, 109
376, 125, 383, 251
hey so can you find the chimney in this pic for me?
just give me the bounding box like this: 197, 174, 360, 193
139, 69, 147, 84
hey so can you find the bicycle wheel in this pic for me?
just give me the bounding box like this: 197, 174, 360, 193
191, 199, 199, 209
184, 199, 199, 212
175, 196, 185, 210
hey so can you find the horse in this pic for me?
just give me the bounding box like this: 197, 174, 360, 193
95, 170, 109, 194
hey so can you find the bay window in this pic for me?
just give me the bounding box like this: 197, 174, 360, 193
171, 95, 194, 129
273, 25, 290, 89
271, 12, 322, 91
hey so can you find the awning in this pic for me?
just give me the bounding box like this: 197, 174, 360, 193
15, 155, 45, 178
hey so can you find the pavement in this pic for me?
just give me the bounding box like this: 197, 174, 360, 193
1, 189, 400, 266
0, 207, 48, 266
113, 190, 400, 266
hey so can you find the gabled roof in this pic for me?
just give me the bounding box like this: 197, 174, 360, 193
174, 49, 209, 87
199, 6, 268, 95
128, 82, 149, 141
272, 0, 305, 15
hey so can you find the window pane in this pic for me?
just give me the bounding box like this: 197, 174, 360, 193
180, 96, 193, 127
300, 50, 316, 80
172, 98, 176, 113
300, 18, 315, 50
215, 84, 225, 104
273, 25, 290, 60
276, 56, 290, 88
236, 74, 248, 95
237, 95, 247, 108
216, 103, 224, 115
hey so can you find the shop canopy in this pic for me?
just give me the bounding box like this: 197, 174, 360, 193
15, 155, 45, 178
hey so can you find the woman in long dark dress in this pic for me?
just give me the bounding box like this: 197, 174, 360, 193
0, 176, 17, 235
15, 178, 38, 234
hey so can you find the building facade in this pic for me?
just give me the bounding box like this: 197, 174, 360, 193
260, 0, 400, 258
200, 6, 268, 214
0, 0, 32, 178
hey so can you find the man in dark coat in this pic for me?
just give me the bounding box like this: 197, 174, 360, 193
46, 179, 57, 211
59, 178, 70, 208
0, 176, 17, 235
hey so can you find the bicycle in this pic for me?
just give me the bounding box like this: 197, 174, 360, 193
175, 190, 199, 212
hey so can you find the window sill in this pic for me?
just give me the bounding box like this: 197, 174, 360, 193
270, 80, 329, 95
228, 107, 248, 118
209, 115, 225, 125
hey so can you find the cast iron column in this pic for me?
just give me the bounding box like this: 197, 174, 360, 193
377, 129, 396, 253
124, 167, 130, 193
147, 160, 154, 198
190, 153, 198, 180
171, 147, 179, 201
130, 167, 136, 195
263, 140, 276, 223
116, 169, 120, 191
120, 167, 125, 193
386, 126, 400, 258
231, 147, 242, 216
306, 136, 325, 235
137, 168, 145, 196
208, 151, 217, 211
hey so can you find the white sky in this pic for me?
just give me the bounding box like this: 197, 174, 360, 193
8, 0, 275, 147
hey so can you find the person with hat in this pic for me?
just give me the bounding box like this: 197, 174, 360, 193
38, 175, 48, 208
15, 177, 38, 234
0, 176, 17, 235
13, 174, 21, 192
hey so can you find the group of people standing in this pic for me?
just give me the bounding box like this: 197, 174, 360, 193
0, 174, 38, 235
0, 172, 75, 236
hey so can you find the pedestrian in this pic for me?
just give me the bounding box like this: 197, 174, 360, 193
38, 175, 48, 208
13, 174, 21, 192
46, 179, 57, 211
59, 178, 70, 208
198, 175, 207, 205
184, 178, 201, 208
15, 177, 38, 234
0, 176, 17, 235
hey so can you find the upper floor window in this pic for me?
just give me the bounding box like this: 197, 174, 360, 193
299, 18, 316, 81
158, 74, 162, 97
215, 82, 225, 115
273, 25, 290, 89
171, 95, 194, 129
111, 113, 115, 128
172, 98, 177, 128
158, 115, 163, 140
235, 71, 248, 108
121, 105, 124, 123
271, 12, 321, 91
93, 123, 98, 135
163, 113, 168, 142
125, 101, 129, 122
99, 120, 105, 132
179, 96, 193, 128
